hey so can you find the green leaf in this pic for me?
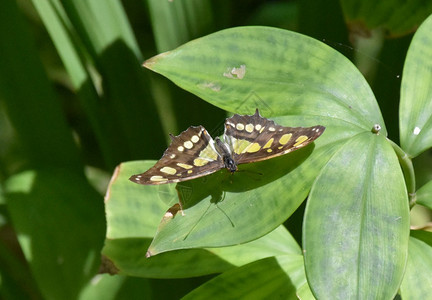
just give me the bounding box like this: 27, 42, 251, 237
303, 132, 409, 299
183, 255, 307, 299
103, 161, 302, 278
102, 225, 298, 278
416, 179, 432, 209
43, 0, 166, 165
340, 1, 432, 37
0, 0, 81, 170
4, 170, 105, 300
64, 0, 166, 161
63, 0, 142, 59
144, 26, 385, 134
30, 0, 124, 168
146, 0, 213, 52
138, 27, 389, 254
400, 231, 432, 299
400, 14, 432, 157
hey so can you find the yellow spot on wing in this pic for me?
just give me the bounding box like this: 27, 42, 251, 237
177, 163, 193, 169
255, 124, 262, 131
236, 123, 245, 130
269, 127, 276, 132
184, 141, 193, 149
194, 158, 209, 166
150, 175, 168, 182
246, 142, 261, 153
178, 146, 184, 152
233, 138, 250, 154
294, 135, 309, 146
279, 133, 292, 145
160, 167, 177, 175
191, 135, 199, 143
245, 124, 254, 133
199, 144, 218, 160
263, 138, 274, 149
187, 170, 193, 174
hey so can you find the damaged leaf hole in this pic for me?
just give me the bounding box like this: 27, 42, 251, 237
223, 64, 246, 79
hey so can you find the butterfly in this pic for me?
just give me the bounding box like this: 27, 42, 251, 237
130, 109, 325, 185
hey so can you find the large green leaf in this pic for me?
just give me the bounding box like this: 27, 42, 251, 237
400, 231, 432, 299
103, 161, 302, 278
399, 14, 432, 157
183, 255, 307, 299
303, 132, 409, 299
144, 26, 385, 134
133, 26, 391, 255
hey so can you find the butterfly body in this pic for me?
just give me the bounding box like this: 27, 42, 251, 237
130, 109, 325, 185
214, 137, 238, 173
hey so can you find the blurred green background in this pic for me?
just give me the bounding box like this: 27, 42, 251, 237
1, 0, 431, 299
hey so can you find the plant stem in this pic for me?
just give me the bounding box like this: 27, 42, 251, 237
388, 139, 416, 208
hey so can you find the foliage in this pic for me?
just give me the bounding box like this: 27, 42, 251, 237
1, 0, 432, 299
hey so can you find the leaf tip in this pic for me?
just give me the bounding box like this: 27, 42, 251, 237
143, 51, 171, 70
142, 59, 155, 69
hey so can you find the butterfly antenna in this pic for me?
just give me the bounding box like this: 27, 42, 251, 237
215, 202, 235, 227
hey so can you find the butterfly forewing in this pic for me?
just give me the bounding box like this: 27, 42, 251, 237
224, 110, 325, 164
130, 126, 224, 185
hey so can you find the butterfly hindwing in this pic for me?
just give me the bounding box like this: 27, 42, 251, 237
130, 126, 224, 185
224, 109, 325, 164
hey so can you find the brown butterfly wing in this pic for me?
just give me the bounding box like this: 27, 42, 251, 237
130, 126, 224, 185
224, 109, 325, 164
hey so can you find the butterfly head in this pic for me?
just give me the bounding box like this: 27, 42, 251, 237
223, 156, 238, 173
